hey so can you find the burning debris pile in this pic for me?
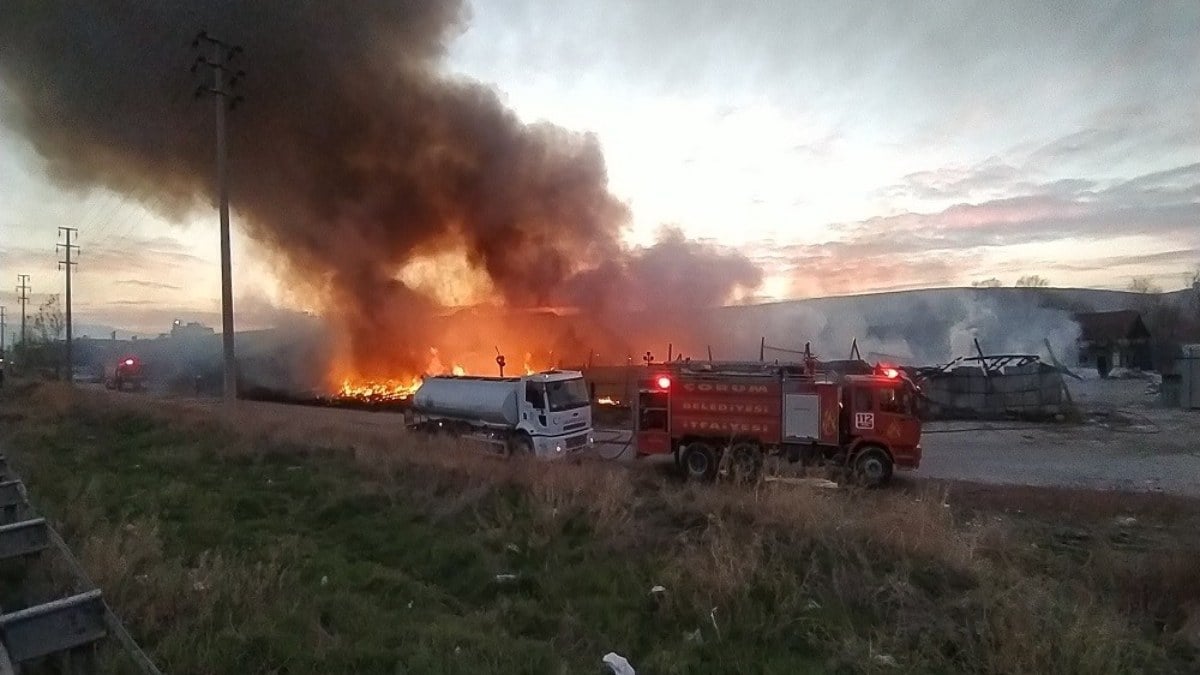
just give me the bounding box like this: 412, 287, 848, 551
337, 378, 424, 403
335, 348, 538, 403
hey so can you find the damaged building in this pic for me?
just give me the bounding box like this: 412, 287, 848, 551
1074, 310, 1152, 376
913, 354, 1072, 420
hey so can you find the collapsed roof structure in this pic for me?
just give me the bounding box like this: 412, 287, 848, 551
911, 346, 1077, 420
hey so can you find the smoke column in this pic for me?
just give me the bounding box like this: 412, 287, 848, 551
0, 1, 761, 376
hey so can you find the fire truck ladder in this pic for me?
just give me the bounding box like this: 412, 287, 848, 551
0, 453, 163, 674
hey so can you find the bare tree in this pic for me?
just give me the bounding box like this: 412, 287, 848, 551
1191, 267, 1200, 316
1126, 278, 1195, 371
17, 295, 67, 378
32, 295, 64, 343
1129, 277, 1163, 295
971, 278, 1002, 288
1015, 275, 1050, 288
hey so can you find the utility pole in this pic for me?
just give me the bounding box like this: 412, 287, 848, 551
1, 306, 6, 355
191, 30, 244, 405
57, 227, 79, 381
15, 275, 30, 349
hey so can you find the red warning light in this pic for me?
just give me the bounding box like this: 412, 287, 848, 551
882, 368, 899, 379
656, 375, 671, 390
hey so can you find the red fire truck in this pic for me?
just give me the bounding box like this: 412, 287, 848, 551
105, 355, 145, 392
632, 360, 922, 486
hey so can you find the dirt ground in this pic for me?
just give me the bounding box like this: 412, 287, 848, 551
92, 374, 1200, 496
917, 376, 1200, 496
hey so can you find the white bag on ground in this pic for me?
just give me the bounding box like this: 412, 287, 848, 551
602, 652, 636, 675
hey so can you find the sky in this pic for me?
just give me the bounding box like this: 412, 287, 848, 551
0, 0, 1197, 335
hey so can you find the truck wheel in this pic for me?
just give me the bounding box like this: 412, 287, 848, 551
852, 447, 894, 488
681, 442, 718, 481
508, 433, 534, 457
727, 442, 763, 483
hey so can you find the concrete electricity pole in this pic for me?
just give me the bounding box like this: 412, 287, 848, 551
1, 306, 6, 354
191, 30, 244, 405
57, 227, 79, 381
15, 275, 30, 348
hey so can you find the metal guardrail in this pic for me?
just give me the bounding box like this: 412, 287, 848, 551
0, 481, 24, 506
0, 453, 163, 674
0, 590, 107, 663
0, 518, 50, 560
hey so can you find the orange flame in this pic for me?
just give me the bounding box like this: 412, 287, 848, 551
334, 346, 554, 402
338, 377, 423, 401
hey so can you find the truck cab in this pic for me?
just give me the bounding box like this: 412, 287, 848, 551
518, 372, 594, 457
840, 369, 922, 478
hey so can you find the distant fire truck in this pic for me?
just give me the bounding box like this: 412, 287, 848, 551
632, 360, 922, 486
105, 355, 144, 392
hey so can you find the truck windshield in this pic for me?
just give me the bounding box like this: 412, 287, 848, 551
879, 385, 915, 416
544, 378, 590, 411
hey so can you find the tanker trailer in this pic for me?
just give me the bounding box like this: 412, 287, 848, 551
407, 370, 594, 458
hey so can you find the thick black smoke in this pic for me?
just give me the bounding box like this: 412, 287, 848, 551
0, 1, 761, 376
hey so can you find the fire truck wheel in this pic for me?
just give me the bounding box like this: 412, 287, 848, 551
727, 442, 763, 483
852, 447, 894, 487
681, 442, 719, 481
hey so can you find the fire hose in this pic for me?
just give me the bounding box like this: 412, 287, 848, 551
590, 429, 634, 461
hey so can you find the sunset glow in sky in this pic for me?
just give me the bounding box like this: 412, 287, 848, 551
1, 0, 1197, 335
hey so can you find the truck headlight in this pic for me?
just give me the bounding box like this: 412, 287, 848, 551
555, 445, 563, 453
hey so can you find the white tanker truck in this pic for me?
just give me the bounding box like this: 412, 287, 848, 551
406, 370, 594, 458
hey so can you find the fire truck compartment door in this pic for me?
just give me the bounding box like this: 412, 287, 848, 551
782, 394, 820, 441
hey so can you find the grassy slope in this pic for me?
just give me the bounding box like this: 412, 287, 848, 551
1, 382, 1198, 674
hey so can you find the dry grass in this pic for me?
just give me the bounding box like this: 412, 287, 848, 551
3, 381, 1199, 673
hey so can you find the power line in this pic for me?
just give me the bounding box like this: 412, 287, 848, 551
191, 29, 245, 406
77, 16, 198, 242
15, 274, 30, 348
57, 227, 79, 381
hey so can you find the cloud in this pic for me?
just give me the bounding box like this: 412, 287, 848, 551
748, 161, 1200, 295
116, 279, 182, 291
71, 293, 297, 336
1046, 249, 1200, 273
103, 300, 160, 306
885, 157, 1023, 202
1027, 127, 1132, 164
845, 164, 1200, 254
86, 236, 205, 272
